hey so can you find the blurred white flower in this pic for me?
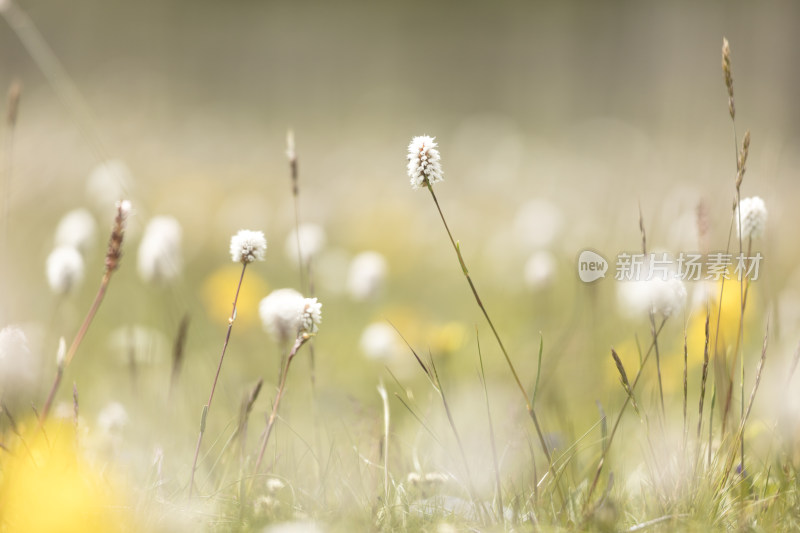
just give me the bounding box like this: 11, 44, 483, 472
359, 322, 400, 361
54, 208, 97, 255
46, 245, 85, 295
259, 288, 305, 345
650, 277, 687, 317
265, 478, 286, 492
0, 325, 36, 398
347, 251, 387, 301
735, 196, 767, 240
108, 325, 169, 366
97, 402, 129, 435
407, 135, 443, 190
86, 159, 133, 209
137, 216, 183, 285
514, 199, 563, 250
299, 298, 322, 336
285, 223, 326, 265
617, 277, 686, 319
262, 522, 325, 533
230, 229, 267, 263
523, 251, 557, 290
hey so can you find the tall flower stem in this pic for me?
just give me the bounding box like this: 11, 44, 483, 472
39, 201, 129, 423
189, 262, 248, 497
425, 183, 554, 471
253, 334, 309, 477
40, 271, 110, 421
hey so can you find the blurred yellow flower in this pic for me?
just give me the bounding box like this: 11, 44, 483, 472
201, 264, 270, 328
429, 321, 467, 357
0, 419, 131, 533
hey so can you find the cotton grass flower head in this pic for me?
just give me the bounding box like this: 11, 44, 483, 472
259, 288, 305, 345
299, 297, 322, 336
86, 159, 133, 210
55, 208, 97, 255
523, 250, 557, 290
735, 196, 767, 240
0, 325, 37, 399
617, 276, 687, 319
230, 229, 267, 263
46, 245, 85, 295
407, 135, 443, 190
285, 223, 326, 264
97, 402, 129, 435
359, 322, 401, 361
346, 251, 388, 301
137, 216, 183, 285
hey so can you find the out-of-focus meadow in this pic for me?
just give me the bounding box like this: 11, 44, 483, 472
1, 1, 800, 531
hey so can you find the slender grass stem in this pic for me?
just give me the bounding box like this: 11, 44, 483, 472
377, 381, 391, 524
253, 334, 309, 477
40, 270, 110, 421
585, 318, 667, 509
477, 331, 504, 525
40, 202, 128, 423
425, 184, 553, 469
189, 262, 248, 497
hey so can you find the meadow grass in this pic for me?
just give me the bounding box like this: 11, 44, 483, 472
0, 8, 798, 531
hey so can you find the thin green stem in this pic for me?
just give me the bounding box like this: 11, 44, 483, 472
425, 184, 552, 467
189, 262, 248, 497
40, 270, 112, 422
253, 335, 309, 477
585, 318, 667, 509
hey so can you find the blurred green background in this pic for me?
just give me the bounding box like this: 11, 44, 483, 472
0, 0, 799, 511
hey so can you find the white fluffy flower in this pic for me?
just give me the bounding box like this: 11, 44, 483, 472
0, 325, 36, 398
97, 402, 129, 434
359, 322, 400, 361
137, 216, 183, 285
346, 251, 388, 301
230, 229, 267, 263
649, 277, 687, 317
514, 199, 563, 250
617, 276, 687, 319
86, 159, 133, 209
259, 288, 305, 344
55, 208, 97, 254
523, 251, 557, 290
407, 135, 444, 190
285, 223, 326, 265
299, 297, 322, 336
735, 196, 767, 240
46, 245, 85, 295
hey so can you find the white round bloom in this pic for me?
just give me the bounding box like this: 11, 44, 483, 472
407, 135, 444, 190
346, 251, 388, 301
86, 159, 133, 209
230, 229, 267, 263
137, 216, 183, 285
649, 277, 687, 317
359, 322, 400, 361
523, 251, 557, 290
285, 223, 326, 265
54, 208, 97, 255
514, 199, 563, 250
97, 402, 129, 434
259, 288, 305, 344
617, 276, 687, 319
46, 245, 85, 295
735, 196, 767, 240
0, 326, 36, 398
299, 298, 322, 335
